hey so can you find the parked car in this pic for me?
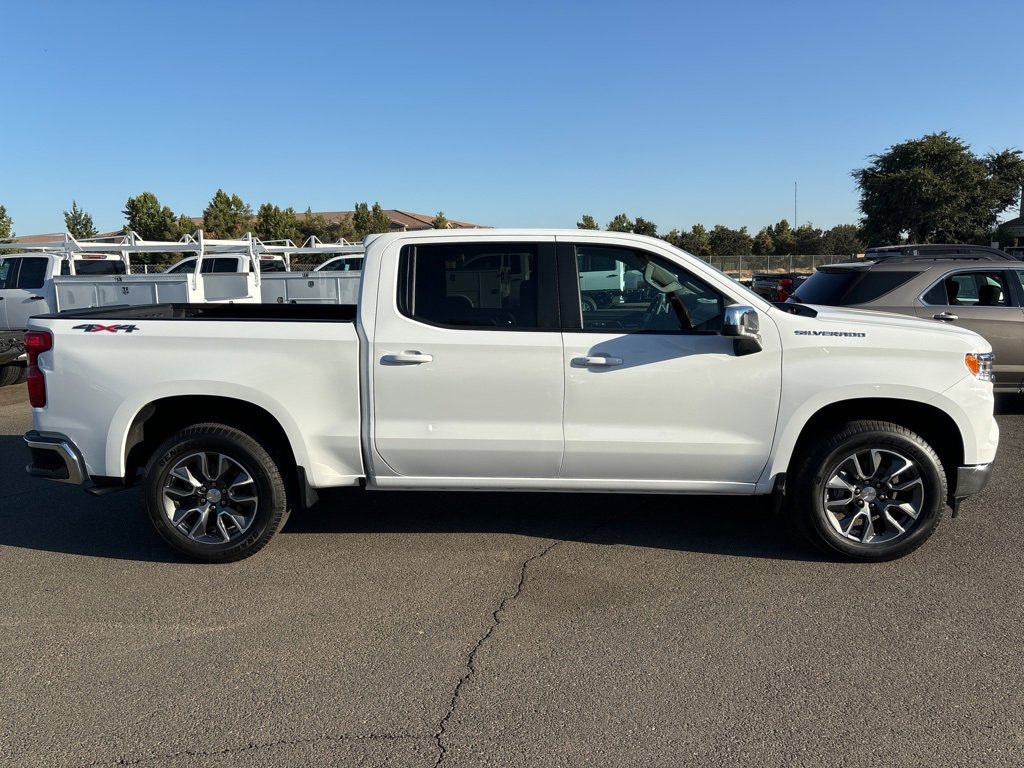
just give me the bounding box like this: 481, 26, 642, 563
750, 272, 811, 302
864, 244, 1015, 260
1004, 246, 1024, 259
789, 255, 1024, 393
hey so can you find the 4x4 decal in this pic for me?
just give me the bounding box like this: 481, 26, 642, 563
72, 324, 140, 334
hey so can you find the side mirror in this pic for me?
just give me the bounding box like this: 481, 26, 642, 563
722, 305, 762, 356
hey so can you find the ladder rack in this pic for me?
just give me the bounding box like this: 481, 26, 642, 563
3, 230, 365, 268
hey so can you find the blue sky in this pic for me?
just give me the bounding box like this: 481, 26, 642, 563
3, 0, 1022, 236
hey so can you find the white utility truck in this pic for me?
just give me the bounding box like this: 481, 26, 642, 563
0, 232, 363, 383
23, 230, 997, 563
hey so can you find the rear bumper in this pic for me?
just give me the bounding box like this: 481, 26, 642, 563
24, 431, 87, 485
954, 462, 994, 499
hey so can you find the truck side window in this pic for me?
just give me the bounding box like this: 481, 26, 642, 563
16, 257, 48, 289
202, 258, 240, 274
399, 244, 540, 329
0, 258, 15, 289
574, 246, 724, 333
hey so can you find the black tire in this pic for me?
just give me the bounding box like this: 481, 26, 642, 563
143, 423, 291, 563
788, 420, 946, 561
581, 295, 599, 312
0, 364, 24, 387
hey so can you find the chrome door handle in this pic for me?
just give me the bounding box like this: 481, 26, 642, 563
933, 312, 958, 322
381, 352, 433, 365
572, 355, 623, 367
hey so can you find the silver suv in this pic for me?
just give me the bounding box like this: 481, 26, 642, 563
790, 256, 1024, 394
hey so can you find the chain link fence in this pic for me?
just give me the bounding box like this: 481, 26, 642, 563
705, 254, 858, 283
128, 260, 325, 274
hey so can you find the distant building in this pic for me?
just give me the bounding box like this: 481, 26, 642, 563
1001, 187, 1024, 244
189, 209, 488, 234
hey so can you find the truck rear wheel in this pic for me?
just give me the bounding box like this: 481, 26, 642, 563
143, 423, 290, 563
789, 420, 946, 561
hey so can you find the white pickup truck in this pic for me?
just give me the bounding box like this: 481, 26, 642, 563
23, 230, 998, 563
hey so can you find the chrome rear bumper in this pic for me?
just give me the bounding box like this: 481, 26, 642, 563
24, 431, 87, 485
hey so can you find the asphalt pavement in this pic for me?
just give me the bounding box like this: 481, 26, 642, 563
1, 383, 1022, 767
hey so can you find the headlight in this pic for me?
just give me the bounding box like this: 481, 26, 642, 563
965, 352, 994, 381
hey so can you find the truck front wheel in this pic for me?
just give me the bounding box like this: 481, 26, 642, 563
789, 420, 946, 561
144, 423, 291, 563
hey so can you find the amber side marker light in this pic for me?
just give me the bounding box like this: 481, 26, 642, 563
965, 352, 994, 381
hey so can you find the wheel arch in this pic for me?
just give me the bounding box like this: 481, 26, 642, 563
783, 398, 964, 490
122, 395, 310, 505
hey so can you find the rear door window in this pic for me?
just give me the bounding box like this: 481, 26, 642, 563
15, 257, 48, 289
921, 271, 1010, 307
398, 243, 551, 329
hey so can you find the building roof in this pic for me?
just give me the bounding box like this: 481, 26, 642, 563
190, 209, 487, 231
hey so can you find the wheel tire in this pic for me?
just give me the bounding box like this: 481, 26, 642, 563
581, 295, 598, 312
0, 364, 24, 387
788, 420, 946, 561
144, 423, 291, 563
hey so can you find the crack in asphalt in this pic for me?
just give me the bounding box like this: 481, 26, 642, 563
90, 732, 425, 766
432, 523, 607, 767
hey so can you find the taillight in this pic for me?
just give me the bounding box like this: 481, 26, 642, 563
25, 330, 52, 408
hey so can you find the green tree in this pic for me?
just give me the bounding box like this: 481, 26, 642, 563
202, 189, 253, 238
632, 217, 658, 237
296, 208, 355, 243
708, 225, 753, 257
771, 220, 796, 255
822, 224, 863, 256
431, 211, 450, 229
123, 192, 177, 240
0, 205, 13, 254
752, 226, 774, 255
606, 213, 634, 232
576, 214, 599, 230
369, 202, 392, 234
171, 213, 196, 240
352, 202, 392, 238
793, 223, 824, 255
853, 132, 1024, 245
63, 201, 97, 239
254, 204, 301, 242
673, 224, 711, 257
0, 205, 13, 240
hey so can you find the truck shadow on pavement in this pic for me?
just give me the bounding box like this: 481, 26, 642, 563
287, 488, 822, 562
0, 434, 820, 563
